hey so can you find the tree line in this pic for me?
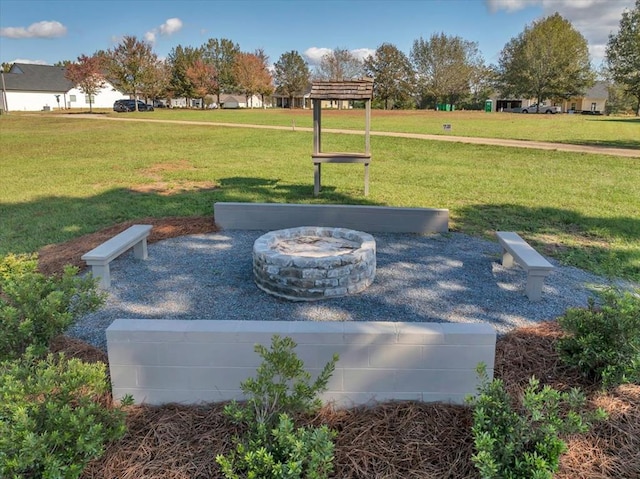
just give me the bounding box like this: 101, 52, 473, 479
21, 1, 640, 115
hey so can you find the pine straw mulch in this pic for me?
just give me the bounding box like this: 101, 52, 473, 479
40, 218, 639, 478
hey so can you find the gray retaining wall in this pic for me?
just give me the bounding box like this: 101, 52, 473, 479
214, 202, 449, 233
107, 319, 495, 407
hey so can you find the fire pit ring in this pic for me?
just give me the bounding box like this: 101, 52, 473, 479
253, 226, 376, 301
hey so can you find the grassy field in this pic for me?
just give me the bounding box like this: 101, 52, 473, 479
1, 112, 639, 282
100, 108, 640, 149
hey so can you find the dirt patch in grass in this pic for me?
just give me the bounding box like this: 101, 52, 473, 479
40, 218, 639, 478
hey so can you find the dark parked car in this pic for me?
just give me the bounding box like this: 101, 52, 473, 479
113, 99, 154, 112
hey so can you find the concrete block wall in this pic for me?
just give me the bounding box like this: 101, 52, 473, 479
107, 319, 495, 407
213, 202, 449, 233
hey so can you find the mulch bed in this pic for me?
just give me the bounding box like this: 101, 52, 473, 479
40, 218, 639, 478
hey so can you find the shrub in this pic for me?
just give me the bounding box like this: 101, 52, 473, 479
0, 353, 131, 479
468, 364, 606, 479
216, 335, 339, 479
0, 253, 105, 360
556, 288, 640, 388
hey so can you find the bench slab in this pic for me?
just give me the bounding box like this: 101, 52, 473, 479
496, 231, 553, 301
82, 224, 152, 288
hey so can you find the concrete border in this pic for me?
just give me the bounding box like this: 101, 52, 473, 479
213, 202, 449, 233
107, 319, 495, 407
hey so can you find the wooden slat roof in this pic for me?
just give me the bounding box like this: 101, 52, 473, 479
309, 78, 373, 100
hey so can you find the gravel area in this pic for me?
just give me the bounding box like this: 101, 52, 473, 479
68, 230, 626, 351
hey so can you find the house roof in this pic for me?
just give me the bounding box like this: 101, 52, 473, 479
584, 81, 608, 99
2, 63, 75, 92
309, 78, 373, 100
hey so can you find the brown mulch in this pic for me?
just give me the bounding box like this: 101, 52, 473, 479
40, 218, 639, 478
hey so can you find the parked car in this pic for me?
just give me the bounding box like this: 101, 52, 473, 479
521, 103, 561, 114
113, 99, 154, 112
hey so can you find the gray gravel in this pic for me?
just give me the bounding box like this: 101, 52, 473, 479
67, 230, 629, 351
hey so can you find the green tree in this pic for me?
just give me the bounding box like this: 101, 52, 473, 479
64, 54, 105, 113
364, 43, 415, 110
315, 47, 364, 81
141, 59, 171, 105
203, 38, 241, 103
273, 50, 310, 109
498, 13, 594, 111
104, 35, 158, 111
606, 0, 640, 116
411, 33, 485, 109
167, 45, 204, 105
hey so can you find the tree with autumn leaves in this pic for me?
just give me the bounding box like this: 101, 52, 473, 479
233, 51, 273, 108
64, 55, 105, 113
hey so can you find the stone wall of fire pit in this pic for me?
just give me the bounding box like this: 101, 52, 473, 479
253, 226, 376, 301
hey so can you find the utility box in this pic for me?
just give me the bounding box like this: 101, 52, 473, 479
484, 100, 492, 112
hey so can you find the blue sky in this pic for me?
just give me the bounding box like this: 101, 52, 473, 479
0, 0, 633, 69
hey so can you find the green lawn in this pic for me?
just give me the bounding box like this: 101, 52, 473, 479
1, 113, 639, 282
101, 108, 640, 150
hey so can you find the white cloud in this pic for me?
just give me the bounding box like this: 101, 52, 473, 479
145, 17, 182, 45
304, 47, 375, 66
8, 58, 49, 65
159, 18, 183, 36
351, 48, 375, 61
485, 0, 634, 63
486, 0, 537, 13
303, 47, 332, 65
0, 20, 67, 39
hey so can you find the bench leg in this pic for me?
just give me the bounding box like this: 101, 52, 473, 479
364, 163, 369, 196
525, 273, 546, 301
314, 163, 321, 196
91, 264, 111, 289
501, 249, 514, 268
133, 238, 148, 260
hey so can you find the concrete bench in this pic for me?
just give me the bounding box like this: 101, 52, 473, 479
81, 224, 152, 288
496, 231, 553, 301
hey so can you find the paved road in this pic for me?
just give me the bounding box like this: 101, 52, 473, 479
69, 114, 640, 158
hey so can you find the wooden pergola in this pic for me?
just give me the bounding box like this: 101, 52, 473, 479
310, 78, 374, 196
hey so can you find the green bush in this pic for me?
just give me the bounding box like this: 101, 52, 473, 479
468, 365, 606, 479
216, 335, 339, 479
556, 288, 640, 388
0, 253, 105, 360
0, 353, 130, 479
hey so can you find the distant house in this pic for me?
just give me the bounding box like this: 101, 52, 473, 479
560, 81, 608, 114
169, 93, 266, 109
0, 63, 123, 112
490, 81, 609, 113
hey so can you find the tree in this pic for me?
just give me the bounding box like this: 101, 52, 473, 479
141, 59, 171, 105
315, 47, 364, 81
167, 45, 204, 105
411, 33, 485, 109
498, 13, 594, 111
254, 48, 275, 108
606, 0, 640, 116
186, 59, 218, 108
203, 38, 240, 104
273, 50, 310, 109
233, 52, 272, 108
104, 36, 158, 111
364, 43, 415, 110
64, 54, 106, 113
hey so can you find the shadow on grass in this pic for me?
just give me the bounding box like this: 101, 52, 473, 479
557, 138, 640, 150
454, 203, 640, 282
0, 177, 381, 257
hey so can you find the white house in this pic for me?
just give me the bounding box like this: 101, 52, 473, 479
0, 63, 123, 112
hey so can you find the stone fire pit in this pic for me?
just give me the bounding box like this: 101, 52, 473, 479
253, 226, 376, 301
